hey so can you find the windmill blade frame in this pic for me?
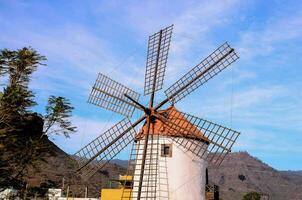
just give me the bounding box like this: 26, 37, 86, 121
157, 109, 240, 166
88, 73, 141, 117
74, 117, 145, 179
158, 42, 238, 108
74, 24, 242, 199
144, 24, 173, 96
121, 134, 160, 199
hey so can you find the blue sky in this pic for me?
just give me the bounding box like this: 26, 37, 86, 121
0, 0, 301, 170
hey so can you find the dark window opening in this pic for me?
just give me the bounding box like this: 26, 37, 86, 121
161, 144, 172, 157
123, 181, 133, 189
164, 146, 170, 155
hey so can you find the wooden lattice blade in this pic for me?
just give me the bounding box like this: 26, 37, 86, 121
88, 73, 141, 117
121, 135, 160, 200
164, 42, 239, 105
144, 24, 173, 95
158, 107, 240, 166
74, 118, 137, 179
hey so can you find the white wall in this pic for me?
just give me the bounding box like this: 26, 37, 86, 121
132, 136, 207, 200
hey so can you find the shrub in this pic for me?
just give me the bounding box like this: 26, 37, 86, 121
242, 191, 261, 200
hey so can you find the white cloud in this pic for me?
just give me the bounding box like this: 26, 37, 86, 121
0, 0, 246, 99
237, 12, 302, 59
186, 85, 286, 118
50, 115, 116, 154
235, 128, 302, 154
100, 0, 244, 84
164, 0, 242, 82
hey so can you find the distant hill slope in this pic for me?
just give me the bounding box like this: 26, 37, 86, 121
280, 170, 302, 185
26, 140, 126, 198
208, 152, 302, 200
25, 141, 302, 199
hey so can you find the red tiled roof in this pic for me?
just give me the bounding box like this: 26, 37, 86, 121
136, 106, 209, 143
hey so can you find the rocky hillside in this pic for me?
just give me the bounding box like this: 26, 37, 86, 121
280, 170, 302, 185
24, 142, 302, 199
208, 152, 302, 200
25, 140, 126, 198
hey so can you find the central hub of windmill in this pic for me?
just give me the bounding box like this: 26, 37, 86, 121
143, 107, 152, 116
123, 93, 159, 122
148, 108, 157, 123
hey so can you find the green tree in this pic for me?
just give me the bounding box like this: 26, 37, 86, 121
0, 47, 45, 86
43, 95, 76, 137
0, 47, 45, 133
0, 47, 46, 195
242, 191, 261, 200
0, 47, 76, 197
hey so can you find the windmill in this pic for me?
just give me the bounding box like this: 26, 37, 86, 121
74, 24, 240, 200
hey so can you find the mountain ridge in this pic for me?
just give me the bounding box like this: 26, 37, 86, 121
208, 151, 302, 200
24, 141, 302, 199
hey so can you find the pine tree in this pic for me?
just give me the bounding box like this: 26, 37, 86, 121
0, 47, 76, 197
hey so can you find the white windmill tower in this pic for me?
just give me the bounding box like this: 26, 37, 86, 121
130, 106, 211, 200
74, 25, 240, 200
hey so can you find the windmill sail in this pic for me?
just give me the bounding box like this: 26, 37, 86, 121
159, 108, 240, 166
121, 134, 160, 200
144, 24, 173, 95
74, 25, 242, 200
74, 118, 137, 179
164, 42, 239, 105
88, 73, 141, 117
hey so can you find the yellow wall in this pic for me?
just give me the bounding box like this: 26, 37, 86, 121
101, 188, 132, 200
